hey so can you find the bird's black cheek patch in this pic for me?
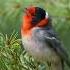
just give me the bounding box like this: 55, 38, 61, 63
32, 14, 43, 25
32, 16, 40, 24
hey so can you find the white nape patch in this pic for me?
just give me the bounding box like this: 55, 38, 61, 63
45, 12, 49, 19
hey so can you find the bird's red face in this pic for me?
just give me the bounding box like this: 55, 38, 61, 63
21, 7, 49, 36
25, 7, 36, 17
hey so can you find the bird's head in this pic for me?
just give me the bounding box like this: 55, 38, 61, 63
21, 6, 51, 35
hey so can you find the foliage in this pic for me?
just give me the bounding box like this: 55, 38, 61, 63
0, 0, 70, 70
0, 32, 39, 70
0, 31, 48, 70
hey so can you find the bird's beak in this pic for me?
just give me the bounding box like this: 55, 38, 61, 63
23, 8, 31, 16
23, 8, 27, 13
24, 8, 30, 14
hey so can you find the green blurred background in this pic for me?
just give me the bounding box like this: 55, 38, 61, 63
0, 0, 70, 70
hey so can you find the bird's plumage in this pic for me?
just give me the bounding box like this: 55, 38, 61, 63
21, 6, 70, 70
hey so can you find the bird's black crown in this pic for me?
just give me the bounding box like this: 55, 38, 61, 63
32, 7, 46, 24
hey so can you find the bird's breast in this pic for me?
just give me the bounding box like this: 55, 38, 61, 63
22, 35, 61, 63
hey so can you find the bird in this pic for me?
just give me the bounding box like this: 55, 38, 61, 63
21, 6, 70, 70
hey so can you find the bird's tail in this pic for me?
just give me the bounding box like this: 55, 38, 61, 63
65, 58, 70, 68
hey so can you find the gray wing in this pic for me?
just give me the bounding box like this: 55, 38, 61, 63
33, 28, 70, 67
43, 29, 70, 67
44, 29, 68, 58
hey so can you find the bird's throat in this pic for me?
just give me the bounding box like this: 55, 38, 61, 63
21, 22, 32, 37
21, 16, 32, 36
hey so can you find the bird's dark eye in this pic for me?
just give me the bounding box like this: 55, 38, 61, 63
30, 13, 36, 16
